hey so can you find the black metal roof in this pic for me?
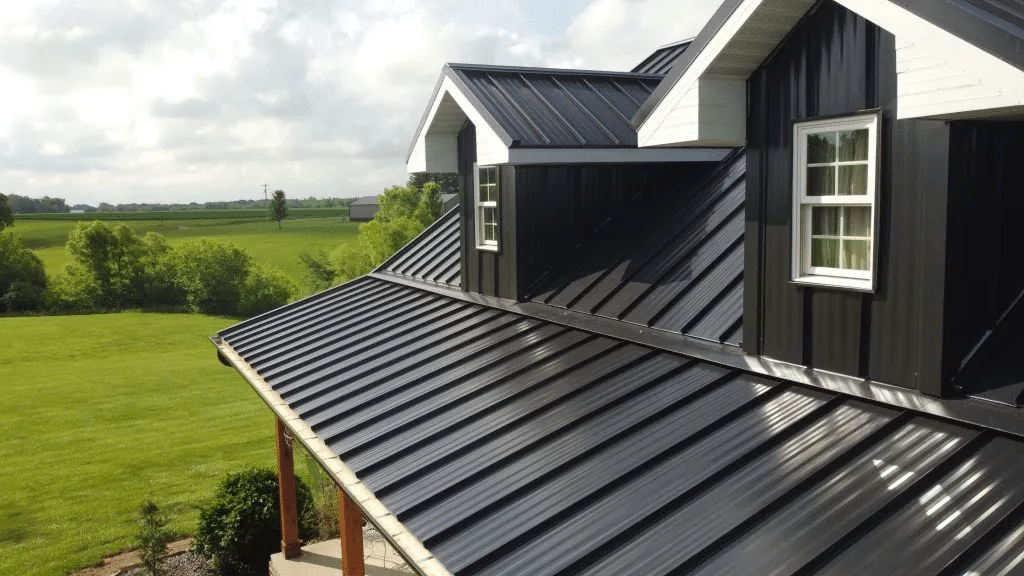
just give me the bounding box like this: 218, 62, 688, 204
529, 149, 745, 345
379, 207, 461, 289
218, 275, 1024, 576
447, 64, 662, 148
632, 0, 1024, 129
631, 40, 692, 75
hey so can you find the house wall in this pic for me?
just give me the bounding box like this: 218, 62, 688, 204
745, 0, 956, 394
943, 121, 1024, 384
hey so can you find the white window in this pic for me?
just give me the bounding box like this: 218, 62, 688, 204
475, 164, 499, 251
792, 114, 879, 291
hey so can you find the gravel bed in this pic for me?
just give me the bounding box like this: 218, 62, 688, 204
119, 551, 215, 576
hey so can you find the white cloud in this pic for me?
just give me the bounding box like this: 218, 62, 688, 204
0, 0, 724, 206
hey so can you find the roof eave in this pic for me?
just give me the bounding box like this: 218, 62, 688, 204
211, 336, 454, 576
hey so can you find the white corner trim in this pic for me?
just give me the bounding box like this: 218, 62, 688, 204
214, 340, 454, 576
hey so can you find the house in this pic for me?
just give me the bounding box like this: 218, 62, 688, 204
349, 193, 459, 222
213, 2, 1024, 575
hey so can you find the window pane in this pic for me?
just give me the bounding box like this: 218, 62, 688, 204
811, 206, 839, 236
484, 223, 497, 242
482, 206, 497, 225
807, 132, 836, 164
812, 238, 840, 268
843, 206, 872, 237
843, 239, 871, 271
838, 164, 867, 195
807, 166, 835, 196
838, 129, 869, 161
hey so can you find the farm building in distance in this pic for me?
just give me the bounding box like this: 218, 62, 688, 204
214, 1, 1024, 574
349, 193, 458, 222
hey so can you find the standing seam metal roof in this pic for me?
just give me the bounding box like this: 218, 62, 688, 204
447, 64, 662, 148
380, 207, 461, 288
531, 149, 746, 345
631, 40, 693, 75
218, 275, 1024, 576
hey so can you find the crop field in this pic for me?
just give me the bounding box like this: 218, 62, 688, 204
14, 215, 361, 289
0, 312, 288, 576
15, 207, 348, 221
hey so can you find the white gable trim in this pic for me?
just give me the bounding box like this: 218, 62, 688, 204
407, 75, 510, 174
832, 0, 1024, 120
639, 0, 1024, 148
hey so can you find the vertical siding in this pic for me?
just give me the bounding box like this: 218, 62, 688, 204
943, 122, 1024, 383
746, 1, 954, 389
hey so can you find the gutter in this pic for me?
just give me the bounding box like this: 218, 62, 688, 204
210, 336, 454, 576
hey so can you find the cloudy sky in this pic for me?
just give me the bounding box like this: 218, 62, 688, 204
0, 0, 722, 206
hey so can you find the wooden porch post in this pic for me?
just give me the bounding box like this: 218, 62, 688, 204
275, 417, 301, 559
338, 488, 365, 576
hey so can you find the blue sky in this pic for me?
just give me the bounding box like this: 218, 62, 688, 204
0, 0, 721, 206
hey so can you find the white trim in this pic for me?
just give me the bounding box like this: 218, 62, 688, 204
638, 0, 1024, 148
407, 76, 509, 174
506, 147, 731, 164
791, 113, 878, 292
213, 339, 454, 576
475, 164, 500, 251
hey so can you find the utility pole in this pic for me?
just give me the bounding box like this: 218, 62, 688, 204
261, 184, 269, 207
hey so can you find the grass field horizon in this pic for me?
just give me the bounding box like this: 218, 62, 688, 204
0, 312, 285, 576
12, 214, 361, 290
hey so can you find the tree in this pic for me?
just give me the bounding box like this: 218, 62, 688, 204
0, 194, 13, 231
65, 221, 151, 308
407, 172, 460, 196
0, 230, 47, 311
168, 239, 252, 315
269, 189, 288, 229
135, 499, 173, 576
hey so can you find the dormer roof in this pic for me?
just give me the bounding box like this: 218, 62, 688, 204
407, 63, 728, 172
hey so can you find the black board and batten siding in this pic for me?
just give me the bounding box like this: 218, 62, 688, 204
745, 0, 1024, 397
746, 1, 937, 392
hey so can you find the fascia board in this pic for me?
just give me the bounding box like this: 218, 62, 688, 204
407, 71, 512, 173
637, 0, 765, 148
505, 147, 730, 164
213, 338, 455, 576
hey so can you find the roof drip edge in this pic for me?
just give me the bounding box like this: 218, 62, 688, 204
211, 337, 454, 576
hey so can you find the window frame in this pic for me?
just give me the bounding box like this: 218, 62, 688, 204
474, 163, 500, 252
790, 112, 881, 292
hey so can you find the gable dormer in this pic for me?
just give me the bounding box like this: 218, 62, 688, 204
407, 63, 728, 300
636, 0, 1024, 400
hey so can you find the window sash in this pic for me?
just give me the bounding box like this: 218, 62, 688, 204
475, 164, 499, 250
792, 114, 878, 290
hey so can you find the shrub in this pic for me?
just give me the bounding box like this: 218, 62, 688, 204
136, 499, 173, 576
42, 265, 100, 312
194, 467, 316, 576
168, 239, 251, 315
238, 264, 294, 317
0, 230, 47, 312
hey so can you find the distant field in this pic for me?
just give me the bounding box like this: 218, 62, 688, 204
0, 312, 283, 576
13, 215, 361, 289
15, 207, 348, 221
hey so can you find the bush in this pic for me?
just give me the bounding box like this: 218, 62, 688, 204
0, 230, 47, 312
168, 239, 252, 315
238, 264, 294, 317
194, 467, 316, 576
136, 499, 173, 576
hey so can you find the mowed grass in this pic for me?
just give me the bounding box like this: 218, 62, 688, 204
13, 216, 361, 288
0, 313, 279, 576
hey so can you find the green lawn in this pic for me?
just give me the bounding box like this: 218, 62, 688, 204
0, 313, 283, 576
12, 216, 361, 289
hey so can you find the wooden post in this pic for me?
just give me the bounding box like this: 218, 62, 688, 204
338, 488, 365, 576
275, 418, 301, 559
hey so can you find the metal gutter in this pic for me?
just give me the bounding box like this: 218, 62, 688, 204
370, 271, 1024, 438
211, 336, 454, 576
